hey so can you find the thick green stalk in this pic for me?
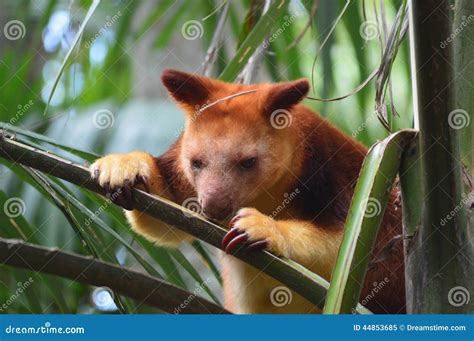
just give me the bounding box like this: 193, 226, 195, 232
406, 0, 474, 313
453, 0, 473, 240
454, 0, 473, 172
323, 129, 417, 314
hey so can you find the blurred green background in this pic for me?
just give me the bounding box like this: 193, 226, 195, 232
0, 0, 414, 313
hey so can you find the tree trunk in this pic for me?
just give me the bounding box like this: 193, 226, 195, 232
454, 0, 474, 244
454, 0, 473, 174
404, 0, 474, 313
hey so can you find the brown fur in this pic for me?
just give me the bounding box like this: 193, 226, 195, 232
90, 69, 405, 314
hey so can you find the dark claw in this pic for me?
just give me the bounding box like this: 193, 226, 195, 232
97, 174, 149, 211
221, 227, 242, 249
224, 232, 248, 254
136, 175, 150, 193
117, 190, 133, 211
111, 188, 128, 210
104, 183, 118, 203
228, 214, 242, 229
121, 180, 134, 210
103, 182, 116, 203
142, 176, 150, 193
104, 182, 111, 196
246, 239, 268, 252
104, 182, 132, 211
93, 169, 100, 180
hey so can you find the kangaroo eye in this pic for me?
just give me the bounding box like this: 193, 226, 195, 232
191, 159, 203, 170
239, 157, 257, 170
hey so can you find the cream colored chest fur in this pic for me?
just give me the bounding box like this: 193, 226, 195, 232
221, 254, 319, 314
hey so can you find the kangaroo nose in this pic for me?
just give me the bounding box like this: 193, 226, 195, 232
201, 196, 233, 221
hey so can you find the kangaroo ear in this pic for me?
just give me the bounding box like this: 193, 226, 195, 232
265, 79, 309, 113
161, 69, 212, 107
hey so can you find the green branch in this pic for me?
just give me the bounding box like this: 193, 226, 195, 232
323, 129, 417, 314
0, 132, 367, 312
0, 237, 228, 314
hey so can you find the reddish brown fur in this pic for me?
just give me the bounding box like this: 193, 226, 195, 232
91, 69, 405, 314
159, 70, 405, 313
